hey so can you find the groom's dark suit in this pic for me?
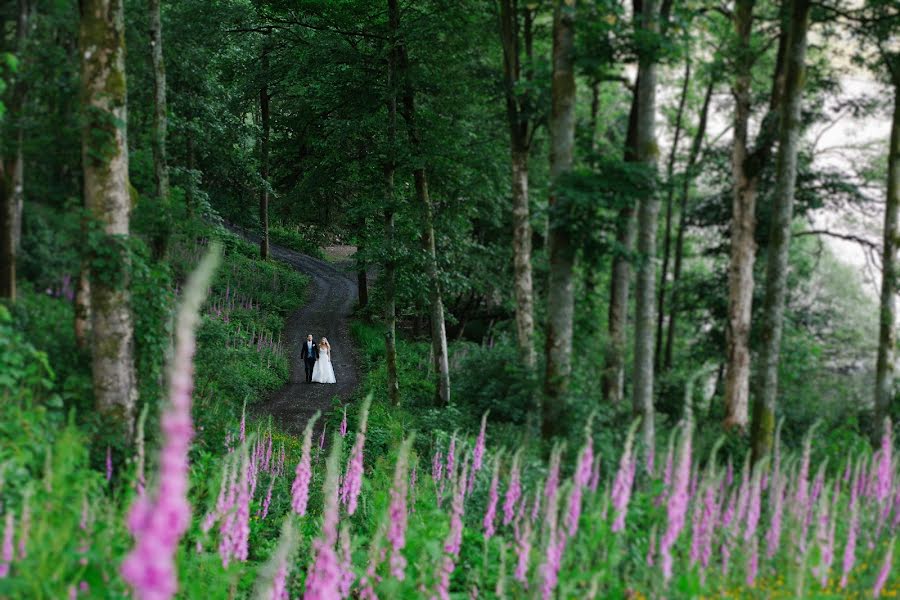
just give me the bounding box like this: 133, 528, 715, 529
300, 340, 319, 383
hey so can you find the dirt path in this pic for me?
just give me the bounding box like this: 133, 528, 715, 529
229, 226, 360, 433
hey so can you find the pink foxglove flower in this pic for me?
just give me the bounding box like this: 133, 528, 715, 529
514, 516, 532, 584
469, 412, 489, 492
873, 540, 894, 598
588, 455, 602, 493
766, 471, 785, 559
292, 413, 321, 517
503, 450, 522, 526
611, 422, 639, 533
339, 406, 348, 438
446, 435, 457, 483
0, 510, 14, 578
840, 470, 860, 589
121, 247, 220, 600
388, 437, 414, 580
225, 445, 252, 563
106, 445, 113, 482
341, 397, 372, 515
339, 525, 354, 598
435, 459, 470, 600
483, 455, 501, 541
305, 434, 343, 600
259, 476, 274, 519
660, 424, 692, 581
877, 418, 893, 506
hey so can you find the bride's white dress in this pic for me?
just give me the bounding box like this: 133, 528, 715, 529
312, 347, 337, 384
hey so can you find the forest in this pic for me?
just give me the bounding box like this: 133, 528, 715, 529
2, 0, 900, 597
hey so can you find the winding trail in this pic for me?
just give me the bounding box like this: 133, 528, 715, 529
229, 225, 360, 433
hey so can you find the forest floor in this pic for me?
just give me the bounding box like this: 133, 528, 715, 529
228, 225, 360, 433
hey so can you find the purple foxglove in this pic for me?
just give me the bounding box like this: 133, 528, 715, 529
503, 450, 522, 526
121, 248, 219, 600
292, 412, 321, 516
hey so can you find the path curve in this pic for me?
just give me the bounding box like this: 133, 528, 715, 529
228, 225, 359, 433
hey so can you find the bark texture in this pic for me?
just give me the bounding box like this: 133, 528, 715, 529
602, 73, 640, 405
392, 0, 450, 405
724, 0, 788, 430
80, 0, 138, 437
631, 0, 661, 451
148, 0, 169, 259
499, 0, 537, 371
0, 0, 29, 301
750, 0, 811, 462
542, 0, 577, 438
872, 75, 900, 439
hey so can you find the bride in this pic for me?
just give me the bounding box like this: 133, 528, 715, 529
311, 337, 337, 384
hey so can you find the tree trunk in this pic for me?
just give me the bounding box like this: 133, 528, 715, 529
384, 3, 400, 407
499, 0, 536, 372
75, 261, 91, 348
631, 0, 661, 451
356, 242, 368, 309
0, 0, 29, 302
602, 73, 640, 405
655, 58, 690, 370
542, 0, 577, 439
664, 75, 715, 371
873, 75, 900, 439
80, 0, 138, 438
0, 169, 13, 301
148, 0, 169, 259
392, 0, 450, 405
259, 45, 271, 261
750, 0, 812, 462
724, 0, 788, 431
723, 0, 758, 431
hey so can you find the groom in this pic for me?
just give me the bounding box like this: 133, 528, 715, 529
300, 333, 319, 383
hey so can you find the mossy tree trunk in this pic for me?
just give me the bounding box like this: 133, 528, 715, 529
0, 0, 30, 302
631, 0, 661, 451
542, 0, 577, 439
80, 0, 138, 438
148, 0, 169, 259
724, 0, 788, 431
750, 0, 812, 463
873, 72, 900, 441
499, 0, 537, 373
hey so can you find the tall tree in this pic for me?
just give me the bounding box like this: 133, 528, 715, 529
148, 0, 169, 259
631, 0, 662, 450
384, 2, 400, 407
543, 0, 577, 438
867, 0, 900, 438
874, 71, 900, 437
602, 81, 638, 405
0, 0, 29, 301
392, 0, 451, 405
664, 74, 715, 371
499, 0, 538, 371
259, 40, 271, 261
750, 0, 812, 461
80, 0, 138, 437
655, 56, 690, 369
724, 0, 786, 429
